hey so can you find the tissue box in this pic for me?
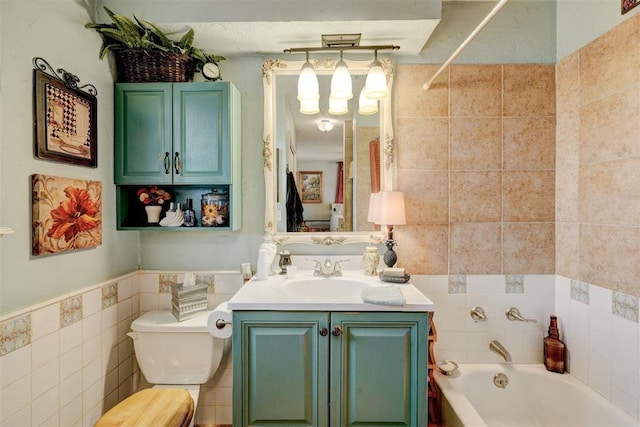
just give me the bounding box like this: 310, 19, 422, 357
171, 283, 208, 321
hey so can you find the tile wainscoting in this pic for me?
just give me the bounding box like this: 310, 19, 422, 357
2, 272, 638, 424
0, 270, 243, 427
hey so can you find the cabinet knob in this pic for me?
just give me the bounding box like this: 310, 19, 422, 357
163, 152, 170, 174
174, 152, 181, 175
319, 327, 328, 337
332, 326, 342, 337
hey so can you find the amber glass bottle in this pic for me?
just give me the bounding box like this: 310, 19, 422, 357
544, 315, 566, 373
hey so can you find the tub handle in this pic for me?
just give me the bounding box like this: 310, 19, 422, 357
506, 307, 537, 322
470, 306, 487, 322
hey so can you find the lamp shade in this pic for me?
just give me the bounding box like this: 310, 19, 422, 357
365, 59, 388, 99
367, 192, 381, 223
376, 191, 406, 225
358, 87, 378, 115
299, 98, 319, 115
330, 59, 353, 100
328, 96, 348, 115
297, 60, 319, 101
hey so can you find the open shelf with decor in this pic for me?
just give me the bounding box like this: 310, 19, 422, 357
116, 185, 239, 231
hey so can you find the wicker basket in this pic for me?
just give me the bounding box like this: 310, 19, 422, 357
114, 49, 196, 83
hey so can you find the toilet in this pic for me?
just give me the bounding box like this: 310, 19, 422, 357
99, 310, 227, 427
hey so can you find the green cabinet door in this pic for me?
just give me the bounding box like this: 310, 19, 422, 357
330, 312, 428, 427
173, 83, 231, 184
115, 82, 235, 185
114, 83, 172, 185
233, 311, 330, 427
233, 311, 428, 427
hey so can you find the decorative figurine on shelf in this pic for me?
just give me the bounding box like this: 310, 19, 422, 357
160, 202, 184, 227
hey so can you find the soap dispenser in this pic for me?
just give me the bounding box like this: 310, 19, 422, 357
543, 315, 566, 374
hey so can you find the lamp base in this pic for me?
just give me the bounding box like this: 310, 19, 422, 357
383, 240, 397, 268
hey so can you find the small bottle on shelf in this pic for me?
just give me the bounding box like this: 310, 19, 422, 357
183, 198, 196, 227
543, 315, 566, 374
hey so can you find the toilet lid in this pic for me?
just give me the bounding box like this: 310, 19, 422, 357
131, 310, 214, 333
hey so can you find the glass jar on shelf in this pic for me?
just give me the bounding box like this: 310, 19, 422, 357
201, 188, 229, 227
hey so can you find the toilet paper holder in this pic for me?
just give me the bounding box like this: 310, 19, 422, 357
215, 319, 232, 329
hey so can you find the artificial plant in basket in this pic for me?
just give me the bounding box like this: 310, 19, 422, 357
85, 7, 225, 80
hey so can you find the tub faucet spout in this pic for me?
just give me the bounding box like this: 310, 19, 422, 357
490, 340, 512, 362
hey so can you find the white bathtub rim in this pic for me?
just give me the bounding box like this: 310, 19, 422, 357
434, 364, 640, 427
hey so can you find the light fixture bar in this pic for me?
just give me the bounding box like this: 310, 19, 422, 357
284, 45, 400, 54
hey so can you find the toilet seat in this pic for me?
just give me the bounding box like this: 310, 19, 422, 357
95, 388, 193, 427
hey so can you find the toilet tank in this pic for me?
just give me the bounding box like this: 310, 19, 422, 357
129, 310, 226, 385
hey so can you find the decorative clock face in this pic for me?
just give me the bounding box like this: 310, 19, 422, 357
202, 62, 221, 81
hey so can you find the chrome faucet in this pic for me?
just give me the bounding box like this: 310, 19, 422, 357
489, 340, 512, 362
309, 258, 346, 277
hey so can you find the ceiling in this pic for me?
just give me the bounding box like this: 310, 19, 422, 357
95, 0, 445, 56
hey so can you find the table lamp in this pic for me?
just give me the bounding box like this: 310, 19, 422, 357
376, 191, 406, 267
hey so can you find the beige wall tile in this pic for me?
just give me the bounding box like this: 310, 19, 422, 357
450, 117, 502, 170
397, 117, 448, 170
503, 116, 556, 170
503, 222, 555, 274
503, 65, 555, 117
579, 224, 640, 297
450, 222, 501, 274
579, 14, 640, 106
396, 64, 448, 118
556, 111, 580, 168
396, 225, 448, 275
397, 169, 448, 224
556, 166, 578, 223
450, 65, 502, 117
503, 171, 555, 222
556, 51, 580, 115
556, 222, 579, 279
450, 172, 501, 222
579, 158, 640, 226
579, 88, 640, 164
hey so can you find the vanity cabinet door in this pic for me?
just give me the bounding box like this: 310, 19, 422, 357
330, 312, 428, 427
233, 311, 330, 427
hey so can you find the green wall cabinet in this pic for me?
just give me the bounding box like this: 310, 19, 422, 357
114, 81, 242, 230
232, 311, 428, 426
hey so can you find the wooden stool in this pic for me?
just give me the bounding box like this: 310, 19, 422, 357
95, 388, 194, 427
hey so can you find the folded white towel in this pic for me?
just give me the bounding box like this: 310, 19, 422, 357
361, 286, 406, 306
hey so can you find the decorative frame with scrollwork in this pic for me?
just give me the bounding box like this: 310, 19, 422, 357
262, 58, 395, 246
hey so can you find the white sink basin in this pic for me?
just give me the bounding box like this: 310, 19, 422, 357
279, 277, 372, 298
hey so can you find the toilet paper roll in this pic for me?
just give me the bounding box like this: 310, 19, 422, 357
207, 302, 232, 339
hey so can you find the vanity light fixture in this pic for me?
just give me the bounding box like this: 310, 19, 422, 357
284, 35, 399, 114
364, 50, 388, 99
317, 119, 334, 132
330, 51, 352, 100
358, 87, 378, 115
297, 52, 319, 102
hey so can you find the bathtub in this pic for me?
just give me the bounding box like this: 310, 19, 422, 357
434, 364, 640, 427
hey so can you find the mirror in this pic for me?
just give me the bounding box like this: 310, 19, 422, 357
262, 58, 395, 245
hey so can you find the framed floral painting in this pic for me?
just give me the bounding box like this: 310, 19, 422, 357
622, 0, 640, 13
32, 174, 102, 256
299, 170, 323, 204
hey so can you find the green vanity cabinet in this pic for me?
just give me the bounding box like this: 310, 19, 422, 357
115, 81, 239, 185
232, 311, 428, 427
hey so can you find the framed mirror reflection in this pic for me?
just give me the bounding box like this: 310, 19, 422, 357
262, 58, 396, 245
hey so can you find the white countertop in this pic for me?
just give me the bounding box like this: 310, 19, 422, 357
226, 270, 434, 312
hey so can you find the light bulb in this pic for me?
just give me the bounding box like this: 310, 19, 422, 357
328, 96, 348, 115
299, 98, 319, 115
365, 59, 387, 99
297, 60, 319, 101
358, 87, 378, 115
317, 119, 334, 132
330, 59, 353, 100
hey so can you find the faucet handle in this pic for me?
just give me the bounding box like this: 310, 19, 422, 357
306, 259, 323, 275
333, 259, 349, 276
505, 307, 537, 323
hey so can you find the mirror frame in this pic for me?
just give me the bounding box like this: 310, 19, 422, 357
262, 58, 395, 246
